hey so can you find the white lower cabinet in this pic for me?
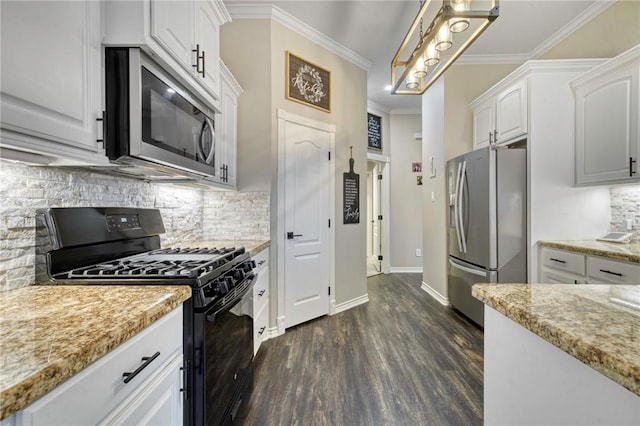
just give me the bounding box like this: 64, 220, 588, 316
12, 307, 184, 426
252, 248, 270, 355
540, 247, 639, 285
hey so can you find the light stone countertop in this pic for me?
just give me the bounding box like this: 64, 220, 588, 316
0, 285, 191, 420
172, 239, 271, 257
539, 240, 640, 264
472, 283, 640, 397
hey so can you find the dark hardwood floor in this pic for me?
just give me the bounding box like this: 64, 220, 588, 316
237, 273, 484, 426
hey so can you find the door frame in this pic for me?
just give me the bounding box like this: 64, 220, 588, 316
367, 152, 391, 274
275, 109, 336, 335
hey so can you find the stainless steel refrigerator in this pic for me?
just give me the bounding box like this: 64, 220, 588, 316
446, 145, 527, 327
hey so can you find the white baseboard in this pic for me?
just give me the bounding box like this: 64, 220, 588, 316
266, 326, 281, 340
334, 293, 369, 314
389, 266, 423, 273
421, 282, 449, 306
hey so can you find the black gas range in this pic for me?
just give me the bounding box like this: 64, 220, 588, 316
36, 207, 256, 426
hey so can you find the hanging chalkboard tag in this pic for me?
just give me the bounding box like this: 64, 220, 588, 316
343, 147, 360, 224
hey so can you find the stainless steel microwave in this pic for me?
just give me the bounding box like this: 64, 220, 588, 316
103, 47, 216, 182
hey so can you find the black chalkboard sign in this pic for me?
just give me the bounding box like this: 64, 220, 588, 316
343, 158, 360, 224
367, 113, 382, 150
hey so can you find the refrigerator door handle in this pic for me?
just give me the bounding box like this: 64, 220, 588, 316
449, 259, 487, 277
454, 162, 463, 253
458, 160, 468, 253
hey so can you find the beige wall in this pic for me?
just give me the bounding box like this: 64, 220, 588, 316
389, 113, 423, 269
443, 64, 520, 161
220, 19, 272, 192
540, 1, 640, 60
221, 19, 368, 313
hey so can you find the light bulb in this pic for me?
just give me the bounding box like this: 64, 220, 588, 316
405, 73, 419, 89
424, 42, 440, 66
449, 0, 470, 33
435, 24, 453, 51
413, 58, 427, 79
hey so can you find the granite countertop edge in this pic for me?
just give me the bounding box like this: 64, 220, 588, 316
538, 240, 640, 263
0, 286, 192, 421
171, 239, 271, 257
472, 283, 640, 397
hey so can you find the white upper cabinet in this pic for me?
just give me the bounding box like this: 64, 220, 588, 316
471, 78, 528, 149
104, 0, 231, 112
214, 61, 242, 188
0, 0, 107, 164
571, 45, 640, 186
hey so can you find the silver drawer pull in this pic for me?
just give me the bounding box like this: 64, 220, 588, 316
549, 258, 567, 264
599, 269, 623, 277
258, 326, 266, 336
258, 260, 266, 266
123, 351, 160, 384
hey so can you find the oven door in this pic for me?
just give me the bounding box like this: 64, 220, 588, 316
195, 275, 256, 426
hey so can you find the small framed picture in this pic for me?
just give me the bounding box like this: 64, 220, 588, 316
417, 175, 423, 186
412, 162, 422, 173
286, 52, 331, 113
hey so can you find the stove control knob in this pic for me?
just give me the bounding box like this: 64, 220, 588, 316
242, 262, 254, 273
216, 279, 229, 295
224, 276, 235, 288
233, 269, 245, 281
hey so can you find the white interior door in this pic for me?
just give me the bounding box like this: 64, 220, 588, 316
283, 118, 332, 329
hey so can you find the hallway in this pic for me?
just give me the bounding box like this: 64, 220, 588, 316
238, 273, 484, 425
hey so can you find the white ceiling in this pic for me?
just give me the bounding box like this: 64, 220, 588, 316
224, 0, 612, 112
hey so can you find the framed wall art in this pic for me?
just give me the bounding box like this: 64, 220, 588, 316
286, 52, 331, 113
367, 113, 382, 150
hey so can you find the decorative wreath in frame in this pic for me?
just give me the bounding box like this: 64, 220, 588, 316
291, 64, 327, 104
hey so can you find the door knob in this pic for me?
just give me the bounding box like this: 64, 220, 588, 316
287, 232, 303, 239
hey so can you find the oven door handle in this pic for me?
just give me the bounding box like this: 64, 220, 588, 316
205, 274, 257, 322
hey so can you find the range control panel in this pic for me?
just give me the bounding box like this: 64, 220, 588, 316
106, 213, 141, 231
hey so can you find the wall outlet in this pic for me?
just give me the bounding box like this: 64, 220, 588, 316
625, 213, 634, 231
416, 248, 422, 257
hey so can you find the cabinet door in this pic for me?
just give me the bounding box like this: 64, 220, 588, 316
495, 78, 528, 144
0, 1, 103, 155
575, 64, 639, 185
473, 97, 494, 148
99, 354, 184, 426
219, 87, 238, 186
150, 0, 195, 72
195, 0, 222, 101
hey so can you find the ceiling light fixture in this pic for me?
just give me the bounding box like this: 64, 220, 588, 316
391, 0, 499, 95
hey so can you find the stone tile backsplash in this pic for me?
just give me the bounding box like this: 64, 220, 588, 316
610, 185, 640, 243
0, 164, 269, 291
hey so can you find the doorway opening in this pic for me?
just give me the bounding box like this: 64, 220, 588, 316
366, 154, 390, 277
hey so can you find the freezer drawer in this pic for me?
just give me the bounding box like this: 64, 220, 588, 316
448, 258, 497, 327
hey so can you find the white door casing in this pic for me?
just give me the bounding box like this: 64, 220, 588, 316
367, 152, 391, 274
277, 110, 335, 330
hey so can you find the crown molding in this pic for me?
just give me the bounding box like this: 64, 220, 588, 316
226, 4, 372, 72
528, 0, 616, 59
390, 108, 422, 115
367, 100, 390, 115
456, 54, 528, 65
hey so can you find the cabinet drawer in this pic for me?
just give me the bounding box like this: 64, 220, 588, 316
252, 248, 269, 273
540, 269, 584, 284
17, 307, 183, 426
252, 267, 269, 312
587, 257, 640, 285
253, 300, 269, 355
541, 248, 585, 276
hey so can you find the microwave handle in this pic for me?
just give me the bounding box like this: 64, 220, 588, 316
198, 117, 215, 165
